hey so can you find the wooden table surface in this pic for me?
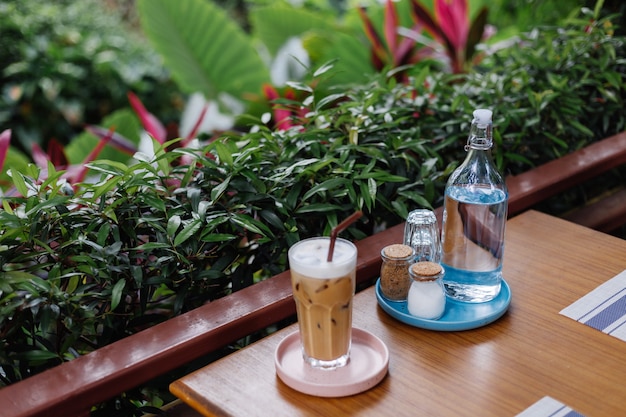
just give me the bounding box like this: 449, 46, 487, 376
170, 211, 626, 416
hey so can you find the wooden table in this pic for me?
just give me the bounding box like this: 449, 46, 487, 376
170, 211, 626, 416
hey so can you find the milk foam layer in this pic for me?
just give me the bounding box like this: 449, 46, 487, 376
289, 238, 356, 279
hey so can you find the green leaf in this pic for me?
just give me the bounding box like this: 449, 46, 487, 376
230, 214, 274, 238
259, 209, 285, 231
28, 276, 52, 292
269, 158, 319, 182
167, 215, 182, 237
90, 175, 122, 201
9, 169, 29, 197
174, 219, 203, 246
295, 203, 343, 213
20, 350, 60, 364
316, 93, 346, 110
214, 141, 233, 166
302, 178, 349, 201
201, 233, 237, 242
568, 120, 594, 137
137, 0, 270, 100
2, 198, 14, 214
3, 270, 40, 284
135, 242, 172, 250
211, 176, 231, 202
85, 160, 129, 177
66, 275, 80, 294
111, 279, 126, 311
141, 193, 167, 213
359, 180, 375, 212
241, 169, 267, 194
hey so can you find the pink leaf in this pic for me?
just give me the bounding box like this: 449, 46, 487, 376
83, 127, 113, 164
435, 0, 468, 52
263, 84, 293, 131
383, 0, 398, 62
357, 6, 389, 65
409, 0, 446, 42
31, 143, 50, 169
71, 127, 115, 184
184, 103, 210, 144
128, 91, 167, 143
395, 36, 419, 65
85, 125, 137, 155
0, 129, 10, 173
47, 139, 69, 169
263, 84, 279, 101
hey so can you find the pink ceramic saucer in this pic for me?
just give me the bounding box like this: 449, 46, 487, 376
274, 328, 389, 397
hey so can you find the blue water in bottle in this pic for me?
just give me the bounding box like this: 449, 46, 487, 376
441, 186, 507, 302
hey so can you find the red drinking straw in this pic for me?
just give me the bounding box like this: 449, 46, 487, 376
327, 210, 363, 262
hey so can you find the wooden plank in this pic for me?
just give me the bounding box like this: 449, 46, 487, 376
506, 131, 626, 215
563, 187, 626, 233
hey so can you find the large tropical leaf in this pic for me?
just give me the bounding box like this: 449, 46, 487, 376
250, 4, 335, 57
305, 30, 374, 87
137, 0, 270, 100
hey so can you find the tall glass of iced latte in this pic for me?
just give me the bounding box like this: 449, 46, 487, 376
288, 237, 357, 369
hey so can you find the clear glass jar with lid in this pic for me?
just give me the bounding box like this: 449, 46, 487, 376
407, 261, 446, 320
380, 244, 414, 301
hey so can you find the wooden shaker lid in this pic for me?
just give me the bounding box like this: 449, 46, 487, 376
410, 261, 442, 277
382, 244, 413, 259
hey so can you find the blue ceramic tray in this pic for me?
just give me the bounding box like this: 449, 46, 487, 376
375, 278, 511, 331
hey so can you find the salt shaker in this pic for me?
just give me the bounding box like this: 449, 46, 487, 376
407, 262, 446, 320
380, 244, 414, 301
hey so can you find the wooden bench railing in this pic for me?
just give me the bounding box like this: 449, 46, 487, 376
505, 131, 626, 231
0, 131, 625, 417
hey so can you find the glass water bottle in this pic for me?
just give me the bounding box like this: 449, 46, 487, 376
440, 109, 508, 303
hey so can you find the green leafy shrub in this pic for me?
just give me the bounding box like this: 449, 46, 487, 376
0, 70, 449, 386
391, 11, 626, 174
0, 0, 180, 156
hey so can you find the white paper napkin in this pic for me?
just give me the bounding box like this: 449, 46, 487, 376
560, 270, 626, 341
516, 396, 585, 417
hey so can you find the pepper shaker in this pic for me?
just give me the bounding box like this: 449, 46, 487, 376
380, 244, 414, 301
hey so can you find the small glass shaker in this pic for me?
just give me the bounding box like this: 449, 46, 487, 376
407, 262, 446, 320
403, 209, 441, 263
380, 244, 414, 301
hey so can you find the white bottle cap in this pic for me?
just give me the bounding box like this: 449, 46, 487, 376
473, 109, 492, 124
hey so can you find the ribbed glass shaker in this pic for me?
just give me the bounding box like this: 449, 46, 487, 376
403, 209, 441, 263
380, 244, 414, 301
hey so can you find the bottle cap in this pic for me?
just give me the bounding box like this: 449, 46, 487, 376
473, 109, 492, 124
466, 108, 493, 151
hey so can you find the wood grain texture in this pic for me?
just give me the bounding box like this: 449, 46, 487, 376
170, 211, 626, 417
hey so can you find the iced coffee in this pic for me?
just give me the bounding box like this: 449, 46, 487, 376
288, 237, 357, 369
